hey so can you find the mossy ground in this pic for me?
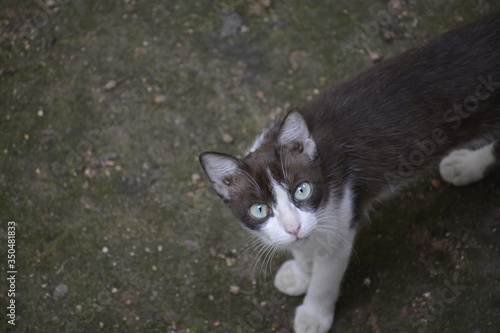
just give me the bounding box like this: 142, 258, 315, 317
1, 1, 499, 332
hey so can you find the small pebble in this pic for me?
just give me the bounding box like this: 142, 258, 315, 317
369, 51, 382, 62
256, 90, 266, 101
225, 257, 236, 266
45, 0, 57, 8
431, 178, 441, 189
219, 12, 242, 39
191, 173, 201, 185
221, 133, 233, 144
184, 240, 200, 251
229, 285, 240, 294
104, 80, 118, 91
53, 284, 69, 300
154, 94, 167, 103
102, 246, 109, 253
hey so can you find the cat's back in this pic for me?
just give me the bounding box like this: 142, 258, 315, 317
303, 11, 500, 139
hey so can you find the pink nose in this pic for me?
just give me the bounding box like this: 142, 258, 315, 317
286, 224, 301, 236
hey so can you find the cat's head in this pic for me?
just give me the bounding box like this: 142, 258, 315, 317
200, 110, 327, 248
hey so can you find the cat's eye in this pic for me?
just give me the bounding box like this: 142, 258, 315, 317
249, 204, 271, 219
294, 182, 312, 201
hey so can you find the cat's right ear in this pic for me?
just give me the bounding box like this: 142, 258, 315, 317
199, 152, 240, 201
278, 109, 317, 159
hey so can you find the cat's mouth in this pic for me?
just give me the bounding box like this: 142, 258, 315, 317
293, 235, 309, 244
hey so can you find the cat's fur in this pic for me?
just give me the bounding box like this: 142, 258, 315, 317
200, 12, 500, 333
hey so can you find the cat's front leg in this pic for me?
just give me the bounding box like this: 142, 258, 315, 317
293, 229, 356, 333
274, 249, 313, 296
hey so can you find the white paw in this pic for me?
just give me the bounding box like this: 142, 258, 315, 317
274, 260, 311, 296
294, 304, 333, 333
439, 148, 493, 186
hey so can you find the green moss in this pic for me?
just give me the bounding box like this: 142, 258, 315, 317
1, 1, 499, 332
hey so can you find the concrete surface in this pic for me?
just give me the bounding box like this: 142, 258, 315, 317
1, 0, 499, 332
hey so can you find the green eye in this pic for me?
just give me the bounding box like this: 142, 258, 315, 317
249, 204, 271, 219
294, 182, 312, 201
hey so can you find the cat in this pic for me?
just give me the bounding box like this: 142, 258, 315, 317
199, 12, 500, 333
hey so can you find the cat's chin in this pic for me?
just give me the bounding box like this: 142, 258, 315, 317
283, 235, 310, 248
293, 236, 309, 244
269, 235, 311, 249
293, 236, 310, 246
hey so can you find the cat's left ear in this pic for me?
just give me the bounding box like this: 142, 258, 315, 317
277, 109, 317, 159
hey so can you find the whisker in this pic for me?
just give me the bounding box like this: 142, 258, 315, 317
314, 225, 359, 262
252, 241, 271, 276
279, 147, 290, 184
238, 237, 263, 260
258, 242, 277, 297
260, 244, 274, 296
239, 169, 261, 193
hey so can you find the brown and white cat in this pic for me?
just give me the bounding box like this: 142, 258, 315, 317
200, 12, 500, 333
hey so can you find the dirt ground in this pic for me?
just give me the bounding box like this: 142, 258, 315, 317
1, 1, 499, 332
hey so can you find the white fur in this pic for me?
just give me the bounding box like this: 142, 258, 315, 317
247, 131, 267, 153
439, 142, 496, 186
261, 180, 316, 246
274, 259, 311, 296
271, 185, 357, 333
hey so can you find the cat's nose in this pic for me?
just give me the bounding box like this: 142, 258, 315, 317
285, 224, 301, 236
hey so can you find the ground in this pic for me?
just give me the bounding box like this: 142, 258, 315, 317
1, 0, 499, 332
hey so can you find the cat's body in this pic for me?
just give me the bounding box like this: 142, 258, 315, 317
200, 12, 500, 333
